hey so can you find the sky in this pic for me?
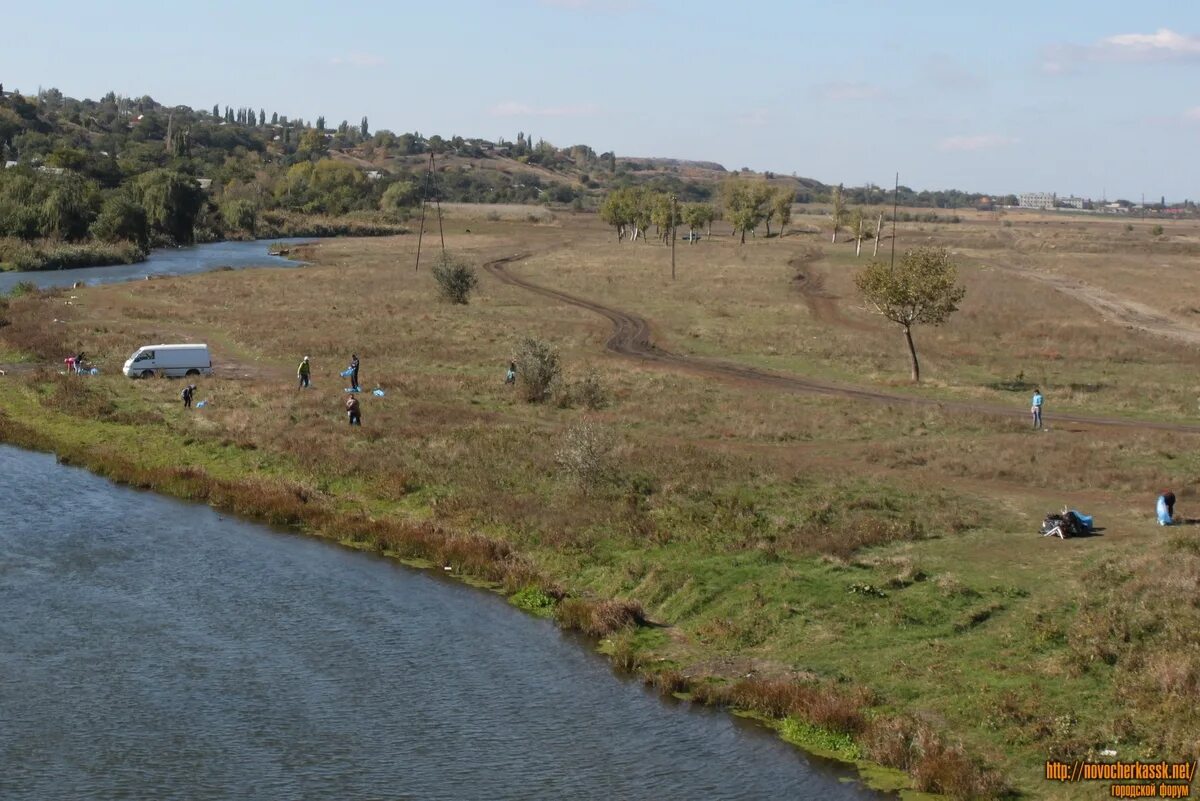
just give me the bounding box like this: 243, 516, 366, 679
3, 0, 1198, 200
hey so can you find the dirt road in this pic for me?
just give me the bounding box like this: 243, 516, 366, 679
484, 254, 1200, 434
988, 260, 1200, 347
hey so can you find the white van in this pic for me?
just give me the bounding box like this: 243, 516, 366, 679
123, 344, 213, 379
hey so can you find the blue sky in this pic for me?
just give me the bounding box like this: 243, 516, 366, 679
4, 0, 1198, 199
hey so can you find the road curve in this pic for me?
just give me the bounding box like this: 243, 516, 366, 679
484, 254, 1200, 434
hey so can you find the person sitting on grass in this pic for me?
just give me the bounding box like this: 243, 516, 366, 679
346, 393, 361, 426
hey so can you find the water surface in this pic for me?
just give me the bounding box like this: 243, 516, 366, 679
0, 445, 890, 800
0, 238, 315, 293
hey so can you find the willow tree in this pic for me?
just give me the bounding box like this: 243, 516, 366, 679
854, 246, 965, 382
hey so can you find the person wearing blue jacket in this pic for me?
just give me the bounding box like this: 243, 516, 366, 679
1031, 388, 1044, 430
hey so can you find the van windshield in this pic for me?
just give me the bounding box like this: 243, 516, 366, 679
134, 350, 154, 362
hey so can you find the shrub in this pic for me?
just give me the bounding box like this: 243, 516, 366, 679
555, 422, 615, 488
554, 597, 645, 636
514, 336, 561, 402
557, 370, 609, 410
431, 254, 478, 304
1151, 224, 1164, 236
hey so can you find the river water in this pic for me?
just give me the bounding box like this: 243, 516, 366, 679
0, 445, 888, 800
0, 238, 315, 294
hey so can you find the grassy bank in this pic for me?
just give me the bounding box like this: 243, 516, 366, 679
257, 211, 409, 238
3, 219, 1198, 799
0, 237, 145, 272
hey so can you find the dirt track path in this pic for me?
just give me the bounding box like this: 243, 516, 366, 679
484, 254, 1200, 434
987, 260, 1200, 347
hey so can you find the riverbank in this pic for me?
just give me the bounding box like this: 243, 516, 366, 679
0, 388, 961, 799
0, 237, 145, 272
3, 223, 1198, 799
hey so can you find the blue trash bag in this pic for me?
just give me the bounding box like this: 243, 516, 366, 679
340, 367, 353, 378
1157, 496, 1173, 525
372, 388, 385, 397
196, 400, 208, 409
1070, 510, 1093, 529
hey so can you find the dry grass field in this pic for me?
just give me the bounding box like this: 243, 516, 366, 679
2, 206, 1199, 799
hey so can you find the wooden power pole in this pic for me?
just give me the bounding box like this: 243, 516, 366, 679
670, 194, 677, 280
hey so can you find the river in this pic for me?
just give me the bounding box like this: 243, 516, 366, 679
0, 445, 889, 800
0, 238, 315, 294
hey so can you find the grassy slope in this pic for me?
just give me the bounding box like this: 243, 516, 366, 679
2, 211, 1198, 799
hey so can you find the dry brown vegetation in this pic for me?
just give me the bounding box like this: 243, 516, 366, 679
4, 208, 1200, 798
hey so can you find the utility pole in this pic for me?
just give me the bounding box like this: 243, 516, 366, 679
1141, 193, 1146, 221
890, 172, 899, 270
670, 194, 677, 280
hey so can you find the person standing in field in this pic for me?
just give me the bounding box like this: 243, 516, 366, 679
350, 353, 360, 392
346, 393, 361, 426
1031, 387, 1044, 430
298, 356, 311, 389
504, 360, 517, 385
181, 384, 195, 409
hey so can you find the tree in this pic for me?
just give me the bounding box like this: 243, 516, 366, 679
270, 111, 279, 125
380, 180, 418, 211
650, 192, 680, 243
212, 104, 220, 119
40, 173, 99, 240
848, 208, 865, 257
599, 188, 634, 241
854, 246, 966, 382
135, 169, 203, 244
360, 116, 369, 138
297, 127, 328, 159
830, 185, 846, 243
220, 198, 257, 235
259, 109, 266, 126
721, 179, 768, 243
316, 116, 326, 131
772, 188, 793, 237
91, 191, 148, 246
682, 202, 715, 242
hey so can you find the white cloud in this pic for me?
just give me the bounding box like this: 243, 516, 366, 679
937, 134, 1017, 152
328, 52, 385, 67
489, 101, 599, 117
1042, 28, 1200, 72
815, 81, 884, 101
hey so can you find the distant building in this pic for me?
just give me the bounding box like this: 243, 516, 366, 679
1018, 192, 1056, 210
196, 178, 213, 190
3, 160, 17, 169
1059, 196, 1086, 209
365, 170, 383, 181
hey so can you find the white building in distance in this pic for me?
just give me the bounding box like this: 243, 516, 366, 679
1018, 192, 1056, 210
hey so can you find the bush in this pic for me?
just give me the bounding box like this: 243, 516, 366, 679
555, 422, 615, 488
514, 336, 561, 402
1151, 224, 1164, 236
557, 370, 610, 410
431, 254, 478, 304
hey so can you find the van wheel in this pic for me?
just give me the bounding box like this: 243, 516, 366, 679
185, 369, 200, 377
140, 369, 155, 379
